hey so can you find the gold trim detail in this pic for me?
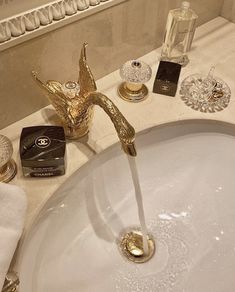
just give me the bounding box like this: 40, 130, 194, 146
119, 230, 155, 263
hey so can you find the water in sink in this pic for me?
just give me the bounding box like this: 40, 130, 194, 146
126, 156, 149, 255
17, 120, 235, 292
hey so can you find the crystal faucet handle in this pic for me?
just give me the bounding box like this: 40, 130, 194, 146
120, 60, 152, 84
0, 135, 17, 183
118, 60, 152, 102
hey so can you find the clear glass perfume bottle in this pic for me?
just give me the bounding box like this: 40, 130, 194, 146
161, 1, 198, 66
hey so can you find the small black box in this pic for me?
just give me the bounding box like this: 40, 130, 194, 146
153, 61, 182, 97
20, 126, 66, 177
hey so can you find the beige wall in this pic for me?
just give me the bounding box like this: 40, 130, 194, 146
0, 0, 224, 129
221, 0, 235, 22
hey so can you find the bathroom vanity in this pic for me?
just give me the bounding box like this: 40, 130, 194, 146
1, 16, 235, 291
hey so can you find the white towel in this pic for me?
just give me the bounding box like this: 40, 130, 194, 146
0, 183, 27, 290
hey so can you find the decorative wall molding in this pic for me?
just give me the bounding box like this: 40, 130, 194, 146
0, 0, 126, 52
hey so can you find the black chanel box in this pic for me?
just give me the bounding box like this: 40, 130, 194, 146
153, 61, 182, 97
20, 126, 66, 177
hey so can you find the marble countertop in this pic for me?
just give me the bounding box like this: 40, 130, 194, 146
1, 16, 235, 233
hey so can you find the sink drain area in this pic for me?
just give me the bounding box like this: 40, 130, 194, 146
119, 230, 155, 263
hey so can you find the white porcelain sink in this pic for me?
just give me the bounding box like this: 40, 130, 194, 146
17, 120, 235, 292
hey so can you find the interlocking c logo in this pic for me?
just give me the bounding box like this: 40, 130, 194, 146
35, 136, 51, 148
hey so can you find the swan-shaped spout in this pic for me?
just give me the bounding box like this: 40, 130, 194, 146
32, 43, 136, 156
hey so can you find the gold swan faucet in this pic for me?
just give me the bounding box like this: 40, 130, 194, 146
32, 43, 136, 156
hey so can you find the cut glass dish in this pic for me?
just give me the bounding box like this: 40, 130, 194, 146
180, 68, 231, 113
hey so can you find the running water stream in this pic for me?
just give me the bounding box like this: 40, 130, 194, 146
127, 156, 149, 255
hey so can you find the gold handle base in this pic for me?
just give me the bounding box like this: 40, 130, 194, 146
0, 159, 17, 183
118, 82, 149, 103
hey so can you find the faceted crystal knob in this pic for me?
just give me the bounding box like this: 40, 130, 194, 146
118, 60, 152, 102
0, 135, 17, 183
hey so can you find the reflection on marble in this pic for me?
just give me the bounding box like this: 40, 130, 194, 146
0, 0, 224, 129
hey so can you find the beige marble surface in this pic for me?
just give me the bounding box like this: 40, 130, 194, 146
0, 16, 235, 234
0, 0, 224, 129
